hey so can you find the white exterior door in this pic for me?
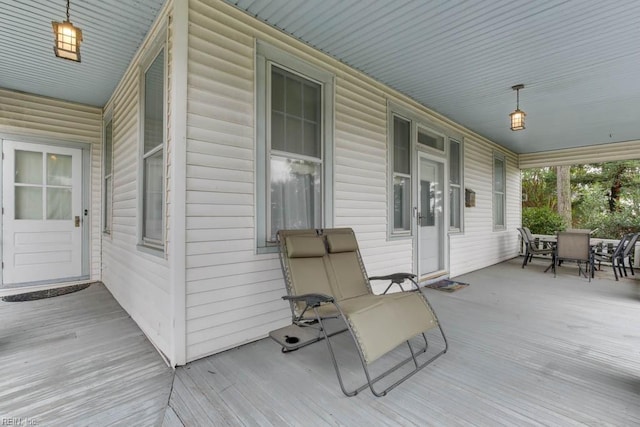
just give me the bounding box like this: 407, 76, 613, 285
2, 141, 83, 285
417, 155, 445, 277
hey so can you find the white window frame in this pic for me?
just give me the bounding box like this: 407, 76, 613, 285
137, 33, 167, 253
389, 113, 413, 237
448, 137, 464, 233
103, 112, 113, 234
256, 41, 334, 252
493, 151, 506, 230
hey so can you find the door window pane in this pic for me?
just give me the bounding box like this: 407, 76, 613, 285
144, 49, 165, 154
271, 66, 321, 159
47, 188, 72, 220
494, 157, 505, 192
449, 141, 460, 185
494, 193, 505, 226
141, 47, 165, 249
15, 151, 42, 185
393, 176, 411, 231
420, 180, 435, 227
493, 153, 506, 228
393, 117, 410, 174
449, 139, 462, 231
47, 153, 72, 186
450, 186, 461, 229
143, 150, 164, 242
105, 176, 112, 231
418, 129, 444, 151
105, 121, 113, 173
15, 187, 43, 220
270, 156, 321, 241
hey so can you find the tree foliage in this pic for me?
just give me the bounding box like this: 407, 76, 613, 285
522, 160, 640, 238
522, 207, 565, 235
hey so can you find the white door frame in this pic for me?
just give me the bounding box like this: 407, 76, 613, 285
0, 135, 91, 288
414, 150, 449, 280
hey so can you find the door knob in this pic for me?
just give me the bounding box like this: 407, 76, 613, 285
75, 216, 80, 227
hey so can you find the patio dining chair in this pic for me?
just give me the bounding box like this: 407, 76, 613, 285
616, 232, 639, 279
593, 234, 632, 281
518, 227, 554, 268
554, 231, 594, 282
276, 228, 448, 397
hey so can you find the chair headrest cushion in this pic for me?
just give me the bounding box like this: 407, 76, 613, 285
286, 236, 326, 258
326, 233, 358, 253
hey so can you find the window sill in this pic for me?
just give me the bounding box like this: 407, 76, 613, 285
136, 243, 165, 258
388, 232, 413, 241
257, 245, 279, 255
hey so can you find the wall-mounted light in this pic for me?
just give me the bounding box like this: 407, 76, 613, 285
509, 84, 525, 131
52, 0, 83, 62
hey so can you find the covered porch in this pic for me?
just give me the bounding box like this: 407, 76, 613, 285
2, 258, 638, 425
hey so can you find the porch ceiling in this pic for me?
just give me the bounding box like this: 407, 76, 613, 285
2, 1, 640, 155
0, 0, 165, 107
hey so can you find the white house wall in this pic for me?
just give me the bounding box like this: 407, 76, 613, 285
449, 140, 520, 276
0, 89, 102, 281
101, 4, 174, 360
184, 0, 521, 362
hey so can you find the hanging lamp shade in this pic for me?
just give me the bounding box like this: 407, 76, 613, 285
510, 108, 526, 131
510, 84, 525, 131
52, 0, 83, 62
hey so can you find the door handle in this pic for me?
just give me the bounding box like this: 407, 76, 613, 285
75, 216, 80, 227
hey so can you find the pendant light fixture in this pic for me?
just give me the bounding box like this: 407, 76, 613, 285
509, 84, 526, 131
52, 0, 83, 62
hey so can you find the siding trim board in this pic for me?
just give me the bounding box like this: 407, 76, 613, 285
519, 139, 640, 168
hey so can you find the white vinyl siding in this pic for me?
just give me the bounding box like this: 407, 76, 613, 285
100, 5, 172, 360
449, 141, 520, 276
335, 77, 413, 284
184, 0, 520, 361
0, 89, 102, 281
186, 0, 282, 361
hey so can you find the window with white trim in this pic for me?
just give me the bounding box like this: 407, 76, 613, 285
140, 46, 165, 250
256, 42, 333, 249
392, 115, 412, 234
103, 118, 113, 234
449, 138, 463, 231
493, 152, 506, 229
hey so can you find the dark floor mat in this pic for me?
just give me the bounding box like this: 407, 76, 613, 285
2, 283, 93, 302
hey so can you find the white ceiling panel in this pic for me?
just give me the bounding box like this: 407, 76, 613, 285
0, 0, 165, 107
225, 0, 640, 154
1, 0, 639, 154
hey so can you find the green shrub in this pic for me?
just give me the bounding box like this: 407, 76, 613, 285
577, 210, 640, 239
522, 207, 565, 235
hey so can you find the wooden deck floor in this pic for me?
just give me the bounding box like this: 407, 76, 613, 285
168, 258, 640, 426
0, 283, 173, 426
1, 260, 638, 426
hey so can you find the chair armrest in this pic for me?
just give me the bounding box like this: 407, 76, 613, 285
369, 273, 419, 293
282, 293, 334, 307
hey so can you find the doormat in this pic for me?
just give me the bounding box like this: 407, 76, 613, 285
2, 283, 92, 302
425, 279, 469, 293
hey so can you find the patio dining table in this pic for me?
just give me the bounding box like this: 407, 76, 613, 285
539, 234, 604, 273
